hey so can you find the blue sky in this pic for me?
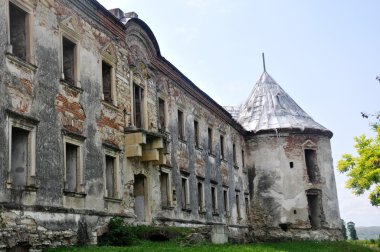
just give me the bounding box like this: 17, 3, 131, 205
98, 0, 380, 226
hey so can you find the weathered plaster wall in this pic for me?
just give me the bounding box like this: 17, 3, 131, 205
246, 132, 342, 240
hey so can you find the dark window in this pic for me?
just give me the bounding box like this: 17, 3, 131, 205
211, 186, 217, 213
290, 162, 294, 168
178, 110, 184, 140
242, 150, 245, 169
65, 143, 79, 192
236, 194, 241, 219
220, 135, 225, 159
133, 84, 144, 128
62, 37, 76, 85
245, 197, 249, 216
223, 190, 228, 214
9, 2, 28, 61
105, 155, 116, 198
208, 128, 213, 154
194, 120, 199, 147
307, 191, 323, 229
233, 144, 237, 165
11, 127, 29, 187
158, 98, 166, 131
102, 61, 112, 103
160, 172, 169, 207
197, 182, 203, 211
181, 178, 188, 209
305, 149, 319, 182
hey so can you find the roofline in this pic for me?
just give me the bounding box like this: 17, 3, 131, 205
246, 127, 333, 139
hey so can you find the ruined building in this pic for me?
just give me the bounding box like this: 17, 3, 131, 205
0, 0, 342, 249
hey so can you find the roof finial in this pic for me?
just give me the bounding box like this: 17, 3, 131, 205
262, 52, 266, 72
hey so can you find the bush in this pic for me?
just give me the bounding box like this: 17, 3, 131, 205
98, 217, 194, 246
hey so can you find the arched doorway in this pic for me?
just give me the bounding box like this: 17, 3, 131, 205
134, 174, 147, 222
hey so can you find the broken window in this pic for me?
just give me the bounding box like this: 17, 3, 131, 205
11, 127, 29, 187
304, 149, 319, 183
102, 61, 112, 103
64, 138, 83, 194
158, 98, 166, 131
211, 185, 217, 214
233, 144, 237, 165
105, 155, 116, 198
181, 177, 189, 210
223, 188, 229, 215
236, 193, 241, 219
307, 190, 324, 229
9, 2, 29, 61
197, 181, 204, 212
194, 120, 199, 148
62, 37, 76, 85
178, 110, 184, 140
208, 127, 213, 154
220, 135, 225, 160
133, 84, 144, 128
160, 172, 170, 207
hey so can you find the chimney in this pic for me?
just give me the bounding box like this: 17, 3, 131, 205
108, 8, 138, 25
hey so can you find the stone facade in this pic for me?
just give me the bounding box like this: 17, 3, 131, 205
0, 0, 341, 250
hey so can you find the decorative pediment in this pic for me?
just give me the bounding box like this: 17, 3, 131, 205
101, 43, 117, 64
302, 139, 317, 149
60, 16, 81, 41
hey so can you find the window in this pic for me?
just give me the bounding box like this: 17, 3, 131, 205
211, 185, 217, 214
233, 144, 237, 165
8, 114, 37, 189
133, 84, 144, 128
178, 110, 184, 140
245, 196, 249, 216
181, 177, 190, 210
105, 154, 119, 199
197, 181, 205, 212
158, 98, 166, 131
220, 135, 225, 160
304, 149, 319, 182
223, 188, 229, 216
306, 190, 324, 229
64, 137, 83, 194
160, 170, 172, 208
102, 61, 113, 103
8, 2, 31, 61
208, 127, 213, 154
242, 150, 245, 169
236, 193, 241, 219
194, 120, 199, 148
62, 37, 76, 85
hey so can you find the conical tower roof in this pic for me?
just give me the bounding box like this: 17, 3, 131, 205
237, 71, 330, 134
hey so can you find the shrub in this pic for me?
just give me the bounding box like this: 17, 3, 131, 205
98, 217, 138, 246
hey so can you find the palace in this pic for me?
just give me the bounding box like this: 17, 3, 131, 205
0, 0, 342, 249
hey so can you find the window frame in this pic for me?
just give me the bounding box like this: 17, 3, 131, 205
197, 180, 205, 213
133, 83, 145, 129
158, 97, 167, 131
101, 59, 116, 105
160, 167, 173, 208
63, 136, 84, 195
104, 148, 120, 200
177, 109, 185, 141
181, 176, 190, 210
223, 187, 230, 216
220, 134, 225, 160
208, 127, 213, 155
211, 184, 218, 214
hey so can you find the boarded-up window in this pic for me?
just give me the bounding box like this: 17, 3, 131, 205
158, 98, 166, 130
133, 84, 144, 128
160, 172, 169, 207
65, 143, 79, 192
9, 2, 28, 61
105, 155, 116, 198
11, 127, 29, 187
62, 37, 76, 85
102, 61, 112, 103
305, 149, 319, 183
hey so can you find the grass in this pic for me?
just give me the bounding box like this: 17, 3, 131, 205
46, 240, 378, 252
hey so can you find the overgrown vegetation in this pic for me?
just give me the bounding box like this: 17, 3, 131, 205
98, 217, 194, 246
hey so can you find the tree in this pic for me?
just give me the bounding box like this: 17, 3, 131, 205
347, 221, 359, 240
341, 220, 348, 240
337, 119, 380, 206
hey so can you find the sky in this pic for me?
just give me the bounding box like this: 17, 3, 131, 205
98, 0, 380, 226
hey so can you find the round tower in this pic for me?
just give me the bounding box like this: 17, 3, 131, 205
238, 71, 342, 240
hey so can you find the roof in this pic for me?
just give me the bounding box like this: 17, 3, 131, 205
237, 71, 331, 135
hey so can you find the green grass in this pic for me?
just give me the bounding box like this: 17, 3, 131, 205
46, 240, 377, 252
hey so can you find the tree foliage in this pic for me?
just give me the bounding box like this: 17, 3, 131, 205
337, 124, 380, 206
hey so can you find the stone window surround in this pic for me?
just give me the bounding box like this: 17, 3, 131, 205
211, 182, 218, 215
197, 179, 205, 213
177, 108, 186, 142
157, 95, 168, 132
207, 126, 214, 156
223, 187, 230, 216
131, 81, 147, 129
7, 111, 38, 189
235, 191, 242, 220
60, 23, 81, 87
6, 0, 34, 64
63, 135, 85, 195
103, 147, 120, 200
160, 166, 173, 208
180, 175, 190, 211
